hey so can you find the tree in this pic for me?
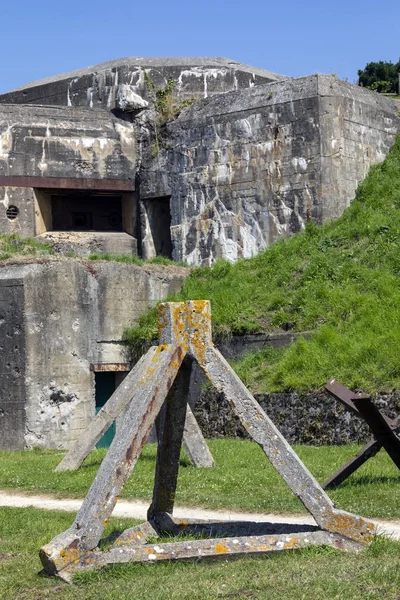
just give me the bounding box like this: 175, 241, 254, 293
358, 60, 400, 94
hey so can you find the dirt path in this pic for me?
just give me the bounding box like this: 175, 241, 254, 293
1, 489, 400, 540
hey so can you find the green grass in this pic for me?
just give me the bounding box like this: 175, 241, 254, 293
0, 233, 53, 259
1, 440, 400, 598
1, 441, 399, 518
0, 234, 188, 268
87, 252, 188, 267
124, 135, 400, 393
0, 507, 400, 599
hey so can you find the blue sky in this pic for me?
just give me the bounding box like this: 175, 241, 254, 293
1, 0, 398, 94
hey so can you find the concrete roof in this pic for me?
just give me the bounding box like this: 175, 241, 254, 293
8, 57, 286, 93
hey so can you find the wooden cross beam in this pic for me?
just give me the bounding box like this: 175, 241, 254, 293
322, 379, 400, 489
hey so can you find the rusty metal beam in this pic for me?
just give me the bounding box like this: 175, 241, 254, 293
0, 175, 135, 191
322, 439, 382, 489
324, 378, 370, 415
323, 379, 400, 487
352, 396, 400, 470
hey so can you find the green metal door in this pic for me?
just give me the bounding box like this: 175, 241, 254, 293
95, 372, 116, 448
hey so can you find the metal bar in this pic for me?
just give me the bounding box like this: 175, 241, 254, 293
326, 379, 399, 429
0, 175, 135, 191
149, 356, 192, 520
322, 439, 383, 489
56, 347, 158, 472
40, 343, 185, 574
352, 396, 400, 470
324, 379, 370, 416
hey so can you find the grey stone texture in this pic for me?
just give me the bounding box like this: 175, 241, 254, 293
0, 57, 284, 109
0, 104, 136, 181
141, 74, 400, 264
0, 259, 186, 450
36, 232, 138, 257
0, 103, 137, 245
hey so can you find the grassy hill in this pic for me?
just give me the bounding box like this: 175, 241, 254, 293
125, 136, 400, 394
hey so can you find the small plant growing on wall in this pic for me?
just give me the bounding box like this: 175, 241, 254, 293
144, 71, 196, 155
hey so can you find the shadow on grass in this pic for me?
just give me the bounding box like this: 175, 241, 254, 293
342, 474, 400, 487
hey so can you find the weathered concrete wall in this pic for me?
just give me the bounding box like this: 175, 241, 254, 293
0, 57, 285, 110
317, 77, 400, 220
140, 74, 400, 265
0, 104, 137, 238
0, 271, 27, 449
0, 259, 187, 450
36, 232, 138, 258
0, 66, 398, 267
0, 187, 36, 238
0, 104, 136, 181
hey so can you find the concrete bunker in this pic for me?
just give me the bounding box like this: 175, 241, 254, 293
0, 58, 399, 450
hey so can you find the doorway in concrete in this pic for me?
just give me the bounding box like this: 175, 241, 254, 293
94, 372, 117, 448
143, 196, 173, 258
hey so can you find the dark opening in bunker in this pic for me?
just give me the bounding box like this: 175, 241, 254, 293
95, 372, 117, 448
144, 196, 173, 258
51, 192, 123, 232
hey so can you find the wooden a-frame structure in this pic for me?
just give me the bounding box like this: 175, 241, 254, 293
40, 301, 376, 582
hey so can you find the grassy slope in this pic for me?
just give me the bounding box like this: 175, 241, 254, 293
125, 136, 400, 393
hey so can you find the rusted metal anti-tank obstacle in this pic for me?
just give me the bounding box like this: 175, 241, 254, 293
322, 379, 400, 489
40, 301, 377, 583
